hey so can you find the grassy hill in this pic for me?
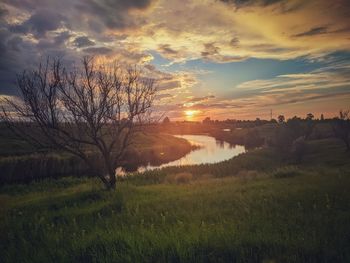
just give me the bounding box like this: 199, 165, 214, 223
0, 138, 349, 262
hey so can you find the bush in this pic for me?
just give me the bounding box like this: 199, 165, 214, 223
267, 125, 295, 158
243, 129, 265, 148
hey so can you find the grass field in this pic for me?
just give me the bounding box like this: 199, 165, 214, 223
0, 138, 349, 262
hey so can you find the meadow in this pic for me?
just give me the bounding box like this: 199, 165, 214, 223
1, 137, 349, 262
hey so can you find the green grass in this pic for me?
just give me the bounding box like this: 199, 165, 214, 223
0, 138, 350, 262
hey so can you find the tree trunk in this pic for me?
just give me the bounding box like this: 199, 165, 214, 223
98, 174, 111, 189
104, 157, 117, 190
109, 173, 117, 189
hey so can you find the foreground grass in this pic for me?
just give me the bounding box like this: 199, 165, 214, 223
0, 139, 350, 262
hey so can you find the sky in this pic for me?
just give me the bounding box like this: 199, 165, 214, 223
0, 0, 349, 121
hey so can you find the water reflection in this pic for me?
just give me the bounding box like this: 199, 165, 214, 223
136, 135, 246, 173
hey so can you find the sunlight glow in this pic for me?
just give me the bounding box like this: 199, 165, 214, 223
184, 110, 200, 121
184, 110, 197, 117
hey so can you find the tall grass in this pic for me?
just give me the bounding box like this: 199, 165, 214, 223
0, 138, 349, 262
1, 165, 350, 262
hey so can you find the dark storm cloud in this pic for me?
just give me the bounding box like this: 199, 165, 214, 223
0, 0, 157, 96
73, 0, 154, 30
0, 30, 35, 94
0, 6, 8, 17
54, 31, 72, 46
73, 36, 95, 48
10, 9, 66, 38
0, 11, 75, 95
6, 36, 23, 52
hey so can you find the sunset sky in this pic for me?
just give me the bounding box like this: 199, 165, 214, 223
0, 0, 349, 121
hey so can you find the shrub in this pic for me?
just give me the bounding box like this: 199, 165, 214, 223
243, 129, 265, 148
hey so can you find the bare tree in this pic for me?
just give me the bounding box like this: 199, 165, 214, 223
332, 109, 350, 151
0, 57, 157, 189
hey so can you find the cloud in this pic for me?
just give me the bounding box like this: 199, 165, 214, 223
73, 36, 95, 48
73, 0, 155, 31
157, 80, 181, 91
220, 0, 286, 8
1, 0, 350, 120
183, 95, 216, 107
82, 46, 112, 55
231, 62, 350, 113
293, 26, 328, 37
127, 0, 350, 62
0, 0, 159, 95
10, 9, 66, 38
158, 44, 179, 58
155, 93, 173, 100
187, 95, 215, 103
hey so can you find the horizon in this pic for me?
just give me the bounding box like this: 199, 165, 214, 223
0, 0, 349, 121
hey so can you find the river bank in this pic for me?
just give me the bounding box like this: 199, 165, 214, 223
0, 132, 194, 184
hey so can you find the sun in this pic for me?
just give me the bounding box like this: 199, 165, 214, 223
185, 110, 196, 117
184, 110, 199, 120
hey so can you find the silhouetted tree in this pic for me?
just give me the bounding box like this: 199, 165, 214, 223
306, 113, 314, 121
0, 57, 157, 189
332, 110, 350, 151
286, 116, 302, 138
304, 114, 316, 140
268, 125, 294, 156
320, 114, 324, 121
278, 115, 285, 123
203, 117, 211, 124
163, 116, 170, 124
243, 129, 264, 148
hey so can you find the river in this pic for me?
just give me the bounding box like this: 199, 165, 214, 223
135, 134, 246, 173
